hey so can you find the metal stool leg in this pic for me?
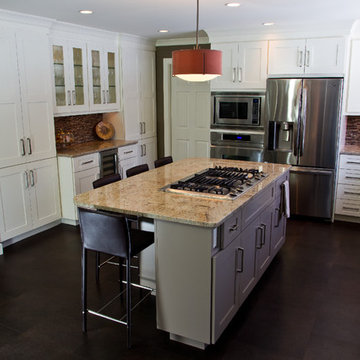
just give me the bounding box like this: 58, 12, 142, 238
126, 257, 131, 349
82, 247, 88, 332
95, 251, 100, 283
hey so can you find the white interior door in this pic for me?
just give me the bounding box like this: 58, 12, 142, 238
171, 76, 210, 161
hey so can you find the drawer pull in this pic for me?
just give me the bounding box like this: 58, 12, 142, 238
124, 150, 133, 155
346, 161, 360, 165
344, 191, 360, 195
229, 224, 238, 232
81, 160, 94, 165
343, 206, 359, 211
345, 176, 360, 180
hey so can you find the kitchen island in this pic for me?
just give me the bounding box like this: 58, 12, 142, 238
74, 158, 291, 349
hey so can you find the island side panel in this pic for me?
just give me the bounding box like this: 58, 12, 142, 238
155, 220, 215, 345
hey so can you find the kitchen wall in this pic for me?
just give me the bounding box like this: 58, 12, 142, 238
345, 116, 360, 145
54, 114, 103, 145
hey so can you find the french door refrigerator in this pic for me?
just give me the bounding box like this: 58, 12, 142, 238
264, 77, 343, 220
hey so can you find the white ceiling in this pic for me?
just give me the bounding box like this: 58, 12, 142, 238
1, 0, 360, 40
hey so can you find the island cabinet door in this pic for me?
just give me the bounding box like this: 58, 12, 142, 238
271, 195, 286, 257
255, 207, 273, 278
212, 237, 240, 343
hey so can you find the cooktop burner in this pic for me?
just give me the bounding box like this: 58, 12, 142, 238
161, 166, 268, 200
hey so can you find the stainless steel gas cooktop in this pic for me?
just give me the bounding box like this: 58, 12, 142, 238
161, 166, 268, 200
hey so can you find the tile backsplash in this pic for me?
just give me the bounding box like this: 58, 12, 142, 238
54, 114, 103, 145
346, 116, 360, 145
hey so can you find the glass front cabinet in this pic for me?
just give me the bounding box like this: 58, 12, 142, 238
52, 39, 89, 114
88, 44, 120, 112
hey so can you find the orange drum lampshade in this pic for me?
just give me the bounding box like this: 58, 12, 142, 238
172, 49, 222, 82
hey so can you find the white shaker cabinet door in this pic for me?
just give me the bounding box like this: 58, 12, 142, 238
347, 39, 360, 113
74, 167, 100, 195
16, 32, 56, 163
29, 158, 61, 229
0, 32, 25, 169
268, 39, 306, 75
0, 164, 33, 241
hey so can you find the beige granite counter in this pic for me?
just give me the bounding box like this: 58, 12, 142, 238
57, 139, 137, 157
74, 158, 291, 228
341, 144, 360, 155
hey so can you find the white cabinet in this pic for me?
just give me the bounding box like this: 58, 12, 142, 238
58, 153, 100, 223
346, 39, 360, 113
0, 158, 60, 241
336, 154, 360, 217
122, 46, 156, 140
88, 43, 120, 112
211, 41, 268, 90
268, 37, 345, 76
118, 144, 138, 178
138, 137, 157, 169
51, 39, 89, 114
0, 30, 55, 169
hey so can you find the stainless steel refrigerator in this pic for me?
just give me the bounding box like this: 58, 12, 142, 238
264, 78, 343, 220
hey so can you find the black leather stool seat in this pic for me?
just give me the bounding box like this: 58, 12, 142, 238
126, 164, 149, 178
154, 156, 173, 168
93, 173, 121, 189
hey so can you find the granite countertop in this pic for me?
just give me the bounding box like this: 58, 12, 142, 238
341, 144, 360, 155
74, 158, 291, 228
56, 139, 137, 157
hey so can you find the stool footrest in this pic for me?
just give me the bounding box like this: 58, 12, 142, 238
87, 309, 127, 326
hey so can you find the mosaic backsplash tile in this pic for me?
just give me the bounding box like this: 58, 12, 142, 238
54, 114, 103, 145
346, 116, 360, 145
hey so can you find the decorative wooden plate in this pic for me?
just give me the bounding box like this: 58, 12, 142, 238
95, 121, 115, 140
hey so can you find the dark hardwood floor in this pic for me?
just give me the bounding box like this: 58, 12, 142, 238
0, 219, 359, 360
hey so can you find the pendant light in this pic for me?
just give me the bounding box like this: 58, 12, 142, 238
172, 0, 222, 82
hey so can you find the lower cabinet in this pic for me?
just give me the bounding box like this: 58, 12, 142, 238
58, 153, 100, 223
138, 137, 157, 169
118, 144, 138, 179
212, 180, 288, 343
0, 158, 61, 241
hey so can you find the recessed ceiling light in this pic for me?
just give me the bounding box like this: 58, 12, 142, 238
79, 10, 93, 15
263, 22, 275, 26
225, 2, 241, 7
158, 29, 169, 33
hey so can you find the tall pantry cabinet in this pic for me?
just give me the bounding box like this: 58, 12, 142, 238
120, 36, 157, 169
0, 17, 60, 246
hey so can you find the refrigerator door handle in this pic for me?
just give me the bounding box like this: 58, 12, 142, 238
293, 87, 302, 157
299, 88, 307, 157
290, 167, 333, 176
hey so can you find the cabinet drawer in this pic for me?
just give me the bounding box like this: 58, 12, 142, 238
339, 155, 360, 169
337, 183, 360, 200
221, 210, 241, 249
338, 168, 360, 185
335, 198, 360, 217
118, 145, 138, 160
73, 153, 99, 172
242, 185, 274, 229
274, 172, 289, 199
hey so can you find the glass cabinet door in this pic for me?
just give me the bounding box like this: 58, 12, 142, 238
72, 47, 85, 106
52, 45, 66, 106
91, 50, 102, 105
107, 52, 116, 104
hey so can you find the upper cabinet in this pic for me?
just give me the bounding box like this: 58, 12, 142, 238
121, 44, 156, 140
346, 39, 360, 113
50, 31, 120, 116
88, 43, 120, 112
0, 29, 55, 169
268, 37, 345, 76
211, 41, 268, 90
52, 39, 89, 114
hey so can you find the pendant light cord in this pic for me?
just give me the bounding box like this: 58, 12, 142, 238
196, 0, 199, 49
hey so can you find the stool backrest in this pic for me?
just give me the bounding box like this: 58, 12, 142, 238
154, 156, 173, 168
78, 208, 130, 258
93, 173, 121, 189
126, 164, 149, 178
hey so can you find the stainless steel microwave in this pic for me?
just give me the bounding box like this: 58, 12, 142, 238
211, 92, 265, 129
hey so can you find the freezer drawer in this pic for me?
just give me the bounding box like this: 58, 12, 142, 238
290, 167, 334, 219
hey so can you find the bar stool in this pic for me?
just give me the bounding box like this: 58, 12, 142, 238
154, 156, 173, 168
92, 174, 122, 282
79, 207, 154, 348
126, 164, 149, 178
